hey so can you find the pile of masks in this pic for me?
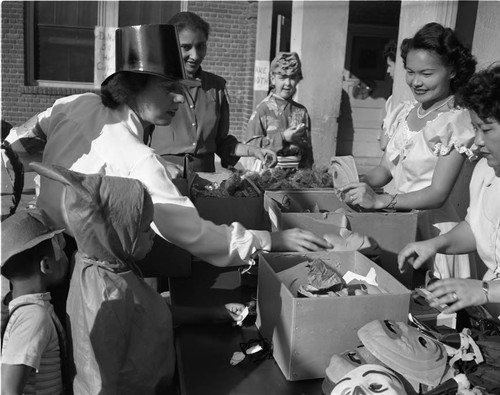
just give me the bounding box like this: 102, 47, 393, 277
323, 318, 499, 395
297, 259, 386, 298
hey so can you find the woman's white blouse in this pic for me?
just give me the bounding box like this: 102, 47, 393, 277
466, 158, 500, 280
5, 93, 271, 267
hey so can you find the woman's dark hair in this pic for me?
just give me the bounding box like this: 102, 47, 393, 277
100, 72, 151, 109
383, 40, 397, 62
168, 11, 210, 38
456, 64, 500, 123
400, 22, 476, 93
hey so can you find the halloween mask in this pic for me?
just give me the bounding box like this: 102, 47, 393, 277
322, 347, 383, 395
330, 364, 407, 395
358, 320, 447, 388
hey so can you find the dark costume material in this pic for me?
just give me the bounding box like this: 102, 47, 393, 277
151, 69, 239, 172
32, 163, 174, 395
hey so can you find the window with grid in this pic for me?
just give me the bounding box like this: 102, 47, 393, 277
26, 1, 182, 87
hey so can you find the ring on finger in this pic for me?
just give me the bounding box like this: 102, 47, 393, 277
451, 291, 458, 302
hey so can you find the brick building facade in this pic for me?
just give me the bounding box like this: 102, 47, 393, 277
1, 1, 259, 142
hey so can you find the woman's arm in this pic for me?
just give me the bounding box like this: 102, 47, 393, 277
214, 86, 240, 168
233, 143, 277, 166
133, 155, 331, 267
345, 149, 466, 210
1, 364, 32, 395
428, 279, 500, 314
389, 149, 465, 210
398, 220, 477, 272
360, 154, 393, 188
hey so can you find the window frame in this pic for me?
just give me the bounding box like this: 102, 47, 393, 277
25, 1, 117, 89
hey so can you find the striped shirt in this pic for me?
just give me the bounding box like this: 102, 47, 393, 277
1, 292, 63, 394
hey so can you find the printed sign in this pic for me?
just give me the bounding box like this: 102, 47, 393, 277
254, 60, 269, 91
94, 26, 116, 87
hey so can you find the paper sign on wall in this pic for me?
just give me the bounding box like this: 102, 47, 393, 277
254, 60, 269, 91
94, 26, 116, 87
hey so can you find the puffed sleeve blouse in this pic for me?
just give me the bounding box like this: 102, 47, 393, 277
384, 101, 476, 194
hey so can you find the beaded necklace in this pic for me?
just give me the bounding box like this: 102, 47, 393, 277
416, 95, 453, 119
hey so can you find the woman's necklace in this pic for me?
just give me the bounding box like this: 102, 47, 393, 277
416, 95, 453, 119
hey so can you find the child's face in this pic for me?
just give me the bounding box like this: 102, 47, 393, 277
132, 209, 155, 261
405, 49, 454, 106
471, 111, 500, 176
271, 73, 300, 100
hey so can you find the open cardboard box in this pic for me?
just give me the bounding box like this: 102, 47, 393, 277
190, 171, 271, 230
264, 189, 420, 288
256, 251, 411, 381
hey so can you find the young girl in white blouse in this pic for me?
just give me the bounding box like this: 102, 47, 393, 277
341, 22, 477, 280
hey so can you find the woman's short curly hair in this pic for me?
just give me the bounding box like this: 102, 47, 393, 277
456, 64, 500, 123
100, 72, 151, 109
168, 11, 210, 38
400, 22, 476, 93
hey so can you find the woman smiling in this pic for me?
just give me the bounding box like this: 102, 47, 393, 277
341, 23, 477, 279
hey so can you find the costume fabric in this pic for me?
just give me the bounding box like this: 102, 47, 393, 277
151, 69, 239, 172
1, 293, 63, 395
38, 165, 175, 394
465, 158, 500, 318
5, 93, 271, 267
384, 101, 476, 279
245, 93, 313, 168
68, 253, 173, 395
270, 52, 302, 78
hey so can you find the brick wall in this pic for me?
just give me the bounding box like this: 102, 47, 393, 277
1, 1, 258, 141
1, 1, 99, 127
188, 1, 258, 141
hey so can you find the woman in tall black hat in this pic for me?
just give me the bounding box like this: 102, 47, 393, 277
4, 24, 330, 268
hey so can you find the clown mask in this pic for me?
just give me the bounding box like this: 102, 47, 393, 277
330, 364, 407, 395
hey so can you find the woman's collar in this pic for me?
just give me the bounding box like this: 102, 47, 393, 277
118, 103, 147, 142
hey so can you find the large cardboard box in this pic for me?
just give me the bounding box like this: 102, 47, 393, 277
264, 189, 420, 288
191, 171, 271, 230
194, 196, 270, 230
256, 251, 411, 381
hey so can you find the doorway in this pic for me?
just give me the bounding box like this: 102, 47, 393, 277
337, 1, 401, 174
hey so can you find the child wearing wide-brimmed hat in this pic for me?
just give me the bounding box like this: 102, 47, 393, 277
1, 208, 68, 394
245, 52, 313, 169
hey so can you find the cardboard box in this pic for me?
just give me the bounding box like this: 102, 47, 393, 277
264, 190, 420, 288
256, 251, 411, 381
136, 236, 192, 278
135, 177, 192, 278
194, 196, 270, 230
191, 171, 271, 230
411, 289, 457, 329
